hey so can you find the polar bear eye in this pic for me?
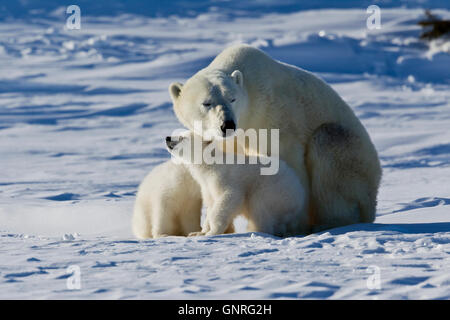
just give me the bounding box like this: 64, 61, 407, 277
230, 98, 236, 103
202, 102, 212, 107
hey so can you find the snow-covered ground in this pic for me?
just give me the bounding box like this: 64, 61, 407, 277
0, 2, 449, 299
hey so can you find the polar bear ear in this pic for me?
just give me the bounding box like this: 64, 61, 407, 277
169, 82, 183, 101
231, 70, 243, 88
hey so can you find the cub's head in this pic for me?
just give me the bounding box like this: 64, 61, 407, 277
165, 130, 211, 164
169, 69, 248, 140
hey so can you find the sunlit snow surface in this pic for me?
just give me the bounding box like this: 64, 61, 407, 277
0, 3, 449, 299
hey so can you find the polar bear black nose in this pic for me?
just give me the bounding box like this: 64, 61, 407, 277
221, 120, 236, 136
166, 136, 179, 150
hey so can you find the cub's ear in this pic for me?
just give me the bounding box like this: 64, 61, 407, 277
169, 82, 183, 101
231, 70, 243, 88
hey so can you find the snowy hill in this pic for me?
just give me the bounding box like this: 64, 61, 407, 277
0, 1, 449, 299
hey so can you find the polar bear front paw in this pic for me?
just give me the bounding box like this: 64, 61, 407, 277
188, 231, 206, 237
153, 233, 170, 238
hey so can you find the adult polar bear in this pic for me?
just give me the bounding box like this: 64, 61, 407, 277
169, 44, 381, 231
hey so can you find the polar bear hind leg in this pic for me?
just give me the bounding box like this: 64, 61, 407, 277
151, 203, 181, 238
306, 123, 378, 230
132, 202, 152, 239
178, 199, 203, 236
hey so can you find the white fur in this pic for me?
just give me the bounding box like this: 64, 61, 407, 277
167, 132, 308, 237
169, 44, 381, 230
132, 160, 202, 239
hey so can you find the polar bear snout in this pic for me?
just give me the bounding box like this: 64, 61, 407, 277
220, 119, 236, 137
165, 136, 181, 150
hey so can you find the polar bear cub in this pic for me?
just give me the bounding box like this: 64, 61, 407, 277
132, 160, 202, 239
165, 131, 309, 237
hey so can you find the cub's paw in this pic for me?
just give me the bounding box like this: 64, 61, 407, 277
205, 230, 221, 236
188, 231, 206, 237
153, 233, 170, 239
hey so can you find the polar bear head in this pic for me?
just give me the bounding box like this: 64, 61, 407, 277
169, 69, 248, 140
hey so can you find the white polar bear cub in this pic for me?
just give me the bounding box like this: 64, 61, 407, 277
132, 160, 202, 239
165, 131, 309, 237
